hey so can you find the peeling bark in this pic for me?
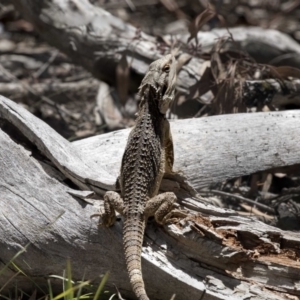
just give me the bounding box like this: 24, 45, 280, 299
2, 1, 300, 299
0, 95, 300, 300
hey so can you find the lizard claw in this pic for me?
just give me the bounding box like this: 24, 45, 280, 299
90, 212, 116, 227
90, 213, 101, 219
90, 213, 103, 226
162, 209, 188, 224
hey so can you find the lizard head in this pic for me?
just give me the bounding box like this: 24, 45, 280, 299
139, 54, 177, 114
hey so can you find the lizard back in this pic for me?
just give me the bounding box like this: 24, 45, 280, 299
110, 54, 177, 300
120, 86, 165, 211
120, 86, 167, 300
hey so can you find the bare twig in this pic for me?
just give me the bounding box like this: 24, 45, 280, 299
0, 80, 99, 99
33, 49, 59, 78
0, 64, 76, 120
210, 189, 275, 214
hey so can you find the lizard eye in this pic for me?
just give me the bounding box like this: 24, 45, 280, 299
163, 64, 170, 72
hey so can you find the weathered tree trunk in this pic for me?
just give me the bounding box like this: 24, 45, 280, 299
2, 1, 300, 299
9, 0, 300, 106
1, 94, 300, 300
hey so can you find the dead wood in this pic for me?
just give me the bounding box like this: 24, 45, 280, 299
0, 79, 99, 100
9, 0, 300, 109
1, 94, 300, 300
2, 1, 300, 299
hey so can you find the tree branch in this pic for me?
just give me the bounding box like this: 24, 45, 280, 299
9, 0, 300, 106
1, 95, 300, 299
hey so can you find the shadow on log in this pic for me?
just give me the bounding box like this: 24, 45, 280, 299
9, 0, 300, 108
2, 1, 300, 299
0, 95, 300, 300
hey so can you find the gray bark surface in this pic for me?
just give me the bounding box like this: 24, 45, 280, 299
1, 95, 300, 300
2, 1, 300, 299
9, 0, 300, 105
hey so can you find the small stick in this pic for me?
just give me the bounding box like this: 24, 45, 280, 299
210, 189, 275, 214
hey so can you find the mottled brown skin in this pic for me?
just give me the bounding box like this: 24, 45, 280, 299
101, 55, 177, 300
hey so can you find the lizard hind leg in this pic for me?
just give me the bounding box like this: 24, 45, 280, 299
144, 192, 177, 225
100, 191, 125, 227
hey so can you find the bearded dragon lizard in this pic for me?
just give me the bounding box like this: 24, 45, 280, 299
100, 54, 178, 300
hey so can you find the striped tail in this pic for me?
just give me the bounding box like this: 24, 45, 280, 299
123, 217, 149, 300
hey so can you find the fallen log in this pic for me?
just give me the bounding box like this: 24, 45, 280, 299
0, 95, 300, 299
9, 0, 300, 108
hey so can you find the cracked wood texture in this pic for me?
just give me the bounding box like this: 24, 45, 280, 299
1, 94, 300, 300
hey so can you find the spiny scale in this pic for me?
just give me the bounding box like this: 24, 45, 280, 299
121, 88, 163, 208
122, 87, 164, 300
100, 54, 177, 300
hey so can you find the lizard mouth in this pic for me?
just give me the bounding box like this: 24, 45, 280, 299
161, 84, 168, 96
159, 84, 173, 114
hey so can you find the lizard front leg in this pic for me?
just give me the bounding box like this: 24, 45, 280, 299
99, 191, 125, 227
